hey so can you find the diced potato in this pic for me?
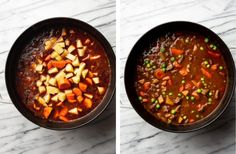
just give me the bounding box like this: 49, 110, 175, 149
97, 87, 105, 95
46, 86, 59, 94
77, 107, 83, 112
72, 57, 80, 67
76, 39, 83, 48
158, 95, 164, 104
48, 78, 57, 86
182, 90, 189, 96
72, 76, 80, 84
65, 64, 74, 73
61, 49, 69, 58
74, 62, 86, 76
51, 51, 60, 58
65, 39, 70, 46
66, 53, 76, 61
58, 92, 66, 102
40, 75, 46, 82
35, 64, 43, 72
64, 90, 73, 94
165, 95, 174, 106
92, 77, 99, 84
51, 94, 58, 102
37, 97, 47, 107
57, 42, 65, 47
48, 67, 58, 74
65, 73, 73, 79
82, 69, 88, 78
55, 70, 66, 81
57, 36, 64, 42
53, 43, 64, 54
178, 117, 183, 124
61, 28, 66, 36
36, 80, 42, 87
44, 94, 50, 103
44, 37, 57, 50
44, 75, 50, 86
78, 48, 85, 57
55, 55, 62, 61
68, 45, 76, 53
84, 93, 93, 99
68, 108, 78, 115
38, 86, 46, 94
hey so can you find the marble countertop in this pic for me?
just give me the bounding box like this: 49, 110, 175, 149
0, 0, 115, 154
120, 0, 236, 154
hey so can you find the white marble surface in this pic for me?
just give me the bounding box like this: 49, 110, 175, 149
0, 0, 115, 154
120, 0, 236, 154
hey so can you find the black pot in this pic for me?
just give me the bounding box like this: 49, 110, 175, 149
5, 17, 116, 130
124, 21, 235, 132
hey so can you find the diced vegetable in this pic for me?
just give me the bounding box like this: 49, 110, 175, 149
85, 78, 93, 85
66, 93, 76, 103
165, 96, 174, 106
38, 86, 46, 94
158, 95, 164, 104
57, 78, 71, 90
72, 88, 82, 96
35, 64, 43, 72
51, 60, 67, 69
37, 97, 47, 107
72, 57, 80, 67
170, 48, 184, 56
53, 43, 64, 54
79, 82, 87, 92
68, 45, 76, 53
59, 116, 69, 122
66, 53, 76, 61
82, 69, 88, 78
36, 80, 42, 87
65, 73, 73, 79
68, 108, 78, 115
201, 68, 212, 78
83, 98, 92, 109
60, 106, 68, 116
154, 69, 165, 79
76, 39, 83, 48
43, 94, 50, 103
77, 95, 84, 103
84, 93, 93, 99
43, 107, 53, 119
58, 92, 66, 102
78, 46, 87, 57
46, 86, 59, 94
48, 78, 57, 86
48, 67, 58, 74
182, 90, 189, 96
97, 87, 105, 95
92, 77, 100, 84
179, 67, 188, 76
65, 64, 74, 73
51, 94, 58, 102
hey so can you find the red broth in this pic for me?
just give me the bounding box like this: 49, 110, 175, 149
16, 28, 111, 122
134, 32, 227, 125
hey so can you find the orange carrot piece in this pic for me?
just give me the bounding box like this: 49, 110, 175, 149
211, 64, 218, 70
168, 79, 173, 86
60, 106, 68, 116
142, 98, 148, 103
66, 93, 76, 103
72, 88, 82, 96
171, 48, 184, 56
179, 85, 184, 92
201, 68, 212, 78
88, 71, 94, 78
143, 82, 151, 91
53, 109, 59, 119
85, 78, 93, 85
43, 107, 53, 119
139, 91, 146, 97
47, 61, 53, 69
58, 78, 71, 90
79, 82, 87, 92
179, 67, 188, 76
51, 60, 67, 69
83, 98, 92, 109
59, 116, 69, 122
44, 55, 51, 61
154, 69, 165, 79
77, 95, 84, 103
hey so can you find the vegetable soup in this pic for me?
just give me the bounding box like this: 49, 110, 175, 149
134, 32, 227, 125
16, 28, 111, 122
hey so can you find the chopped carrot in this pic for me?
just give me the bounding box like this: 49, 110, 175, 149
53, 109, 59, 119
179, 67, 188, 76
171, 48, 184, 56
59, 116, 69, 122
211, 64, 218, 70
88, 71, 94, 78
179, 85, 184, 92
77, 95, 84, 103
139, 91, 146, 97
66, 93, 76, 103
44, 55, 51, 61
72, 88, 82, 96
207, 51, 220, 58
168, 79, 173, 86
192, 91, 200, 100
47, 61, 53, 69
58, 78, 71, 90
60, 106, 68, 116
182, 90, 189, 96
143, 82, 151, 91
85, 78, 93, 85
154, 69, 165, 79
173, 61, 182, 68
51, 60, 67, 69
189, 119, 195, 123
43, 107, 53, 119
201, 68, 212, 78
79, 82, 87, 92
83, 98, 92, 109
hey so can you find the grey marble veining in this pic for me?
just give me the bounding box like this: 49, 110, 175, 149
0, 0, 115, 154
120, 0, 236, 154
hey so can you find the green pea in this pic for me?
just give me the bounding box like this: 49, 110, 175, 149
178, 93, 182, 97
169, 92, 173, 96
219, 66, 223, 70
206, 64, 210, 68
208, 92, 212, 96
138, 96, 142, 101
200, 46, 204, 51
185, 39, 189, 43
196, 114, 200, 118
162, 91, 166, 95
151, 98, 155, 103
213, 45, 217, 50
191, 96, 195, 101
161, 63, 167, 68
204, 38, 209, 43
156, 104, 160, 109
146, 63, 150, 68
186, 96, 190, 100
183, 115, 187, 119
181, 80, 186, 84
201, 77, 205, 81
208, 98, 212, 102
170, 57, 175, 62
204, 61, 208, 65
210, 44, 214, 48
152, 65, 156, 69
162, 68, 166, 72
178, 55, 183, 59
160, 47, 165, 53
191, 110, 195, 114
197, 89, 202, 93
171, 109, 176, 114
